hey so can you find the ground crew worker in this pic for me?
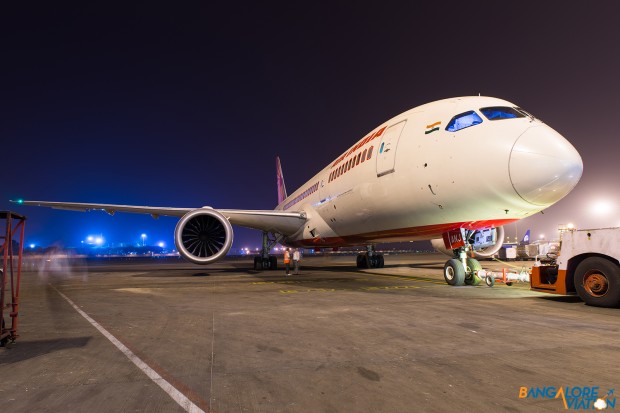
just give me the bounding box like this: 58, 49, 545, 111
293, 248, 301, 275
283, 248, 291, 276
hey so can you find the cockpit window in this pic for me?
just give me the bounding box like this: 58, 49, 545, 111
480, 106, 526, 121
445, 110, 483, 132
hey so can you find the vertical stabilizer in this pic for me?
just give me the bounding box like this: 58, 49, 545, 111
521, 229, 531, 245
276, 156, 288, 204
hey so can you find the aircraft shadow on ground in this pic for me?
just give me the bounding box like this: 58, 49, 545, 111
125, 262, 446, 282
537, 295, 585, 304
0, 337, 92, 364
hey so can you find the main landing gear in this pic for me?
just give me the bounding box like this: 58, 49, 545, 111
356, 245, 385, 269
443, 248, 482, 286
253, 231, 279, 271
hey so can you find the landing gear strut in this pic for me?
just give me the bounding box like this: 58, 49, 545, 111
356, 245, 384, 269
253, 231, 279, 270
443, 247, 482, 286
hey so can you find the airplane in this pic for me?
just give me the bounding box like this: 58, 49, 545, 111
515, 229, 562, 261
521, 229, 531, 245
13, 96, 583, 286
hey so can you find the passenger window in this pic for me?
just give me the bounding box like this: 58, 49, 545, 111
361, 149, 367, 162
367, 146, 374, 159
445, 111, 483, 132
480, 106, 526, 121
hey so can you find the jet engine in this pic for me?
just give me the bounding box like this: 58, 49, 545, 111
431, 226, 505, 258
174, 208, 233, 264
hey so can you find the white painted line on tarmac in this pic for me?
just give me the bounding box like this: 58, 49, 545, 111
52, 285, 205, 413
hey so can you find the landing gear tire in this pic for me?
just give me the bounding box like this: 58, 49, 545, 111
465, 258, 482, 286
574, 257, 620, 308
356, 254, 365, 268
254, 256, 277, 271
253, 256, 263, 270
444, 259, 465, 286
357, 253, 384, 268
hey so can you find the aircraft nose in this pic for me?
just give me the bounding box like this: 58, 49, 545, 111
509, 126, 583, 206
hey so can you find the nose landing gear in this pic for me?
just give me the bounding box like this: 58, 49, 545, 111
443, 248, 482, 286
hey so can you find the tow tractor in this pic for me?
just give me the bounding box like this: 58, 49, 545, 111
529, 227, 620, 308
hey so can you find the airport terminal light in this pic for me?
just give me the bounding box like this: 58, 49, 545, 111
141, 233, 146, 246
157, 242, 165, 248
29, 243, 35, 249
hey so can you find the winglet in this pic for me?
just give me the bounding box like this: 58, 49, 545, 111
276, 156, 287, 204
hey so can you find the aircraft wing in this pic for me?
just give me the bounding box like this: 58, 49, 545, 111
11, 200, 306, 236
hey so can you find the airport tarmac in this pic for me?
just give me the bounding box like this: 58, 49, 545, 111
1, 252, 619, 412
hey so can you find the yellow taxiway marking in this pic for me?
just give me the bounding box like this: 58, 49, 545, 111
280, 285, 422, 294
252, 278, 368, 285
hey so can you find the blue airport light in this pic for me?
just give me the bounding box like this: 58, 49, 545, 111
29, 243, 35, 249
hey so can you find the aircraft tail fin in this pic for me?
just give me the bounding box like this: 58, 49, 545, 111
276, 156, 288, 204
521, 229, 531, 245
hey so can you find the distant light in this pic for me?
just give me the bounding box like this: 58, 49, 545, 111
157, 242, 165, 248
17, 199, 24, 204
29, 243, 35, 249
591, 200, 614, 216
95, 237, 103, 245
567, 223, 575, 230
539, 234, 545, 240
87, 236, 94, 242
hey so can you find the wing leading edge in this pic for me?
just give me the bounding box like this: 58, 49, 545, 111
11, 200, 306, 236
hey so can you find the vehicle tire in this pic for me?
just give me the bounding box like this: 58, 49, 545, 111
574, 257, 620, 307
485, 275, 495, 287
465, 258, 482, 286
269, 256, 277, 270
444, 259, 465, 286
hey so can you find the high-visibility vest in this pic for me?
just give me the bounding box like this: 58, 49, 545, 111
283, 251, 290, 264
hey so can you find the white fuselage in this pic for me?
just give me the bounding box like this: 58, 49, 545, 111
276, 96, 583, 248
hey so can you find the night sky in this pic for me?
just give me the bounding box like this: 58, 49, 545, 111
3, 2, 620, 250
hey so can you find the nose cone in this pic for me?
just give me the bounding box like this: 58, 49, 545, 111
509, 126, 583, 206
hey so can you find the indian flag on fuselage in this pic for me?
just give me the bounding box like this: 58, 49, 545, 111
425, 121, 441, 134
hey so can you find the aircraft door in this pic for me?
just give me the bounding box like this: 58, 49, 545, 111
376, 120, 407, 177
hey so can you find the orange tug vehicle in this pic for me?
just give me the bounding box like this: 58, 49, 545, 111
531, 227, 620, 308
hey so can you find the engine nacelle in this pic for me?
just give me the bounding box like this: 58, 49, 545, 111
174, 208, 233, 264
431, 226, 505, 258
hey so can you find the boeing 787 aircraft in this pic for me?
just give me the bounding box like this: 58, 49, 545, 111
14, 96, 583, 286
